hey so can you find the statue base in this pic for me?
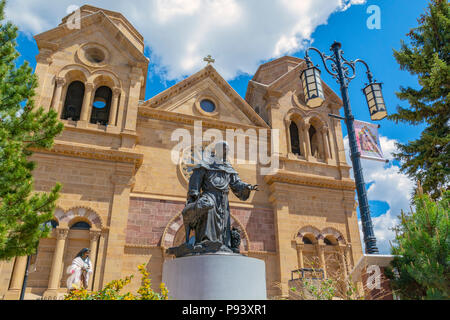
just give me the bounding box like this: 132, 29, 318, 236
162, 253, 267, 300
166, 240, 240, 258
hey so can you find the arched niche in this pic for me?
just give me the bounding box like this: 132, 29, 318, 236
162, 212, 250, 253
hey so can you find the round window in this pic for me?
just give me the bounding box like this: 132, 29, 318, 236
200, 99, 216, 113
85, 47, 105, 64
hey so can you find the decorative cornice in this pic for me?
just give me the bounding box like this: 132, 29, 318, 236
111, 174, 136, 187
36, 49, 54, 64
138, 106, 270, 133
247, 250, 277, 256
35, 40, 59, 52
35, 11, 148, 66
264, 169, 355, 191
280, 155, 351, 170
31, 141, 143, 170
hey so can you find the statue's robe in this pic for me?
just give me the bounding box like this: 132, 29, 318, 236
66, 256, 92, 289
187, 161, 251, 249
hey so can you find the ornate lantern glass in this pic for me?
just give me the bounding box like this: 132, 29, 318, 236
300, 66, 325, 108
363, 82, 387, 121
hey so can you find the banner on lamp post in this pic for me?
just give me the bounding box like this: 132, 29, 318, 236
354, 120, 387, 162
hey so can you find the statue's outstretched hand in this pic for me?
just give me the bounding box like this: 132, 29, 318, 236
248, 184, 259, 191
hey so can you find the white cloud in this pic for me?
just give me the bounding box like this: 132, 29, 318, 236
344, 135, 415, 254
4, 0, 366, 80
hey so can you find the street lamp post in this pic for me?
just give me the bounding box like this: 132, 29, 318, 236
19, 255, 31, 300
302, 41, 388, 254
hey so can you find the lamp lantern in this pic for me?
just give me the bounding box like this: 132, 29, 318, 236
363, 82, 387, 121
300, 65, 325, 108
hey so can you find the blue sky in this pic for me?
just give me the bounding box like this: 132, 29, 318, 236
9, 0, 431, 253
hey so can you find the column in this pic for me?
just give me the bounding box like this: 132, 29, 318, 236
297, 120, 307, 158
108, 88, 121, 126
338, 246, 348, 279
124, 69, 143, 132
79, 83, 95, 123
45, 228, 69, 296
345, 244, 353, 273
301, 121, 311, 161
5, 256, 28, 299
89, 230, 101, 290
296, 242, 305, 270
321, 126, 331, 162
316, 240, 327, 279
115, 92, 126, 131
93, 230, 107, 291
50, 77, 66, 115
285, 119, 292, 156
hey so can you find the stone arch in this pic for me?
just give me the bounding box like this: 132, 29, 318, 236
284, 108, 308, 123
57, 64, 90, 83
53, 207, 65, 224
88, 70, 121, 90
321, 227, 346, 244
161, 212, 250, 252
304, 110, 329, 126
55, 207, 103, 230
161, 212, 184, 249
295, 225, 322, 243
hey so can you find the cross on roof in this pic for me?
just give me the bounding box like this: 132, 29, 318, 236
203, 55, 215, 65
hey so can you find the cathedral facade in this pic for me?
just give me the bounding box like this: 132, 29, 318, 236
0, 5, 363, 299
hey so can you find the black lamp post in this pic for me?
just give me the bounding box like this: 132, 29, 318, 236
19, 221, 56, 300
302, 41, 387, 254
19, 255, 31, 300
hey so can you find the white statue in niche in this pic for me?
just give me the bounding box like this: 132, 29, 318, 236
66, 248, 93, 290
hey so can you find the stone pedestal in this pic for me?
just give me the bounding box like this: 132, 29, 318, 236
162, 254, 266, 300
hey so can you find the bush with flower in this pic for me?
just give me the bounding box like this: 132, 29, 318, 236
64, 264, 169, 300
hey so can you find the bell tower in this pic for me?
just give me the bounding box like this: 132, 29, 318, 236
33, 5, 148, 143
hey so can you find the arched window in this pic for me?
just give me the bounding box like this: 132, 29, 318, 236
62, 81, 85, 121
90, 86, 112, 126
302, 235, 314, 244
289, 121, 301, 155
324, 236, 338, 245
70, 221, 91, 230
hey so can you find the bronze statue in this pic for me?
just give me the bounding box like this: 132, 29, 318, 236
167, 141, 258, 257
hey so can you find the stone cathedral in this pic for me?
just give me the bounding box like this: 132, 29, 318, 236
0, 5, 363, 299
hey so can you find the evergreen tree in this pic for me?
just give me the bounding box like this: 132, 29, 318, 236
385, 188, 449, 300
0, 0, 64, 260
389, 0, 449, 199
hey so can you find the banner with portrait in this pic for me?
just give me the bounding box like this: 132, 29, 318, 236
354, 120, 386, 162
